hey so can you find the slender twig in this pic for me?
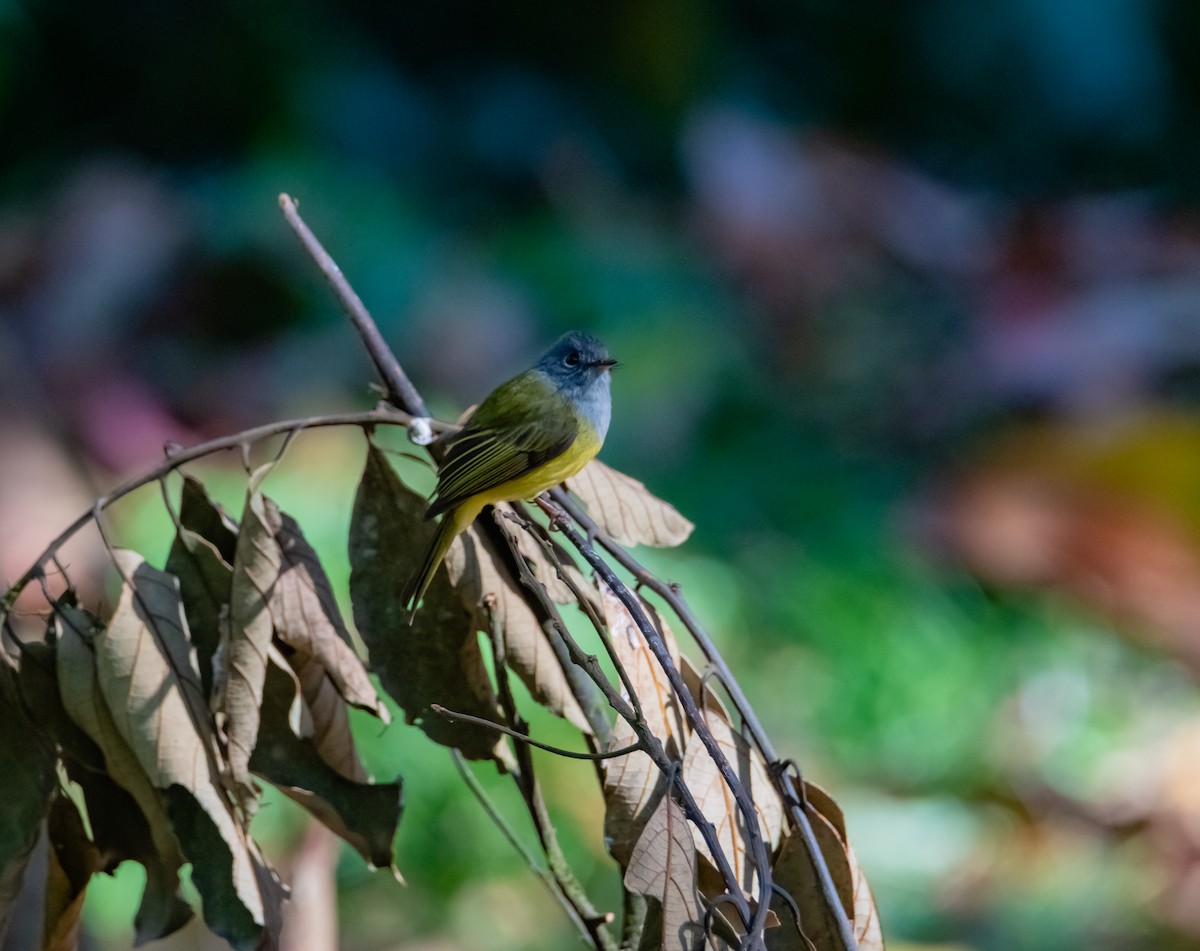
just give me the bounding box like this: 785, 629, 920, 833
279, 194, 429, 419
551, 490, 859, 951
431, 705, 640, 761
3, 408, 419, 608
538, 498, 774, 950
489, 506, 750, 931
451, 749, 591, 940
483, 604, 616, 951
89, 504, 240, 814
476, 508, 614, 747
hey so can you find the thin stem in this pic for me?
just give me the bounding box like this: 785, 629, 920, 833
4, 408, 417, 607
279, 194, 429, 419
550, 490, 859, 951
491, 507, 750, 930
485, 605, 616, 951
539, 499, 774, 950
451, 750, 591, 941
430, 705, 640, 761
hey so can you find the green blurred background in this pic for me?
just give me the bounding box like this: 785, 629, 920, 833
7, 1, 1200, 949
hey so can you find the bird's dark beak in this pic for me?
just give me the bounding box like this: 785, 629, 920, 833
596, 358, 618, 369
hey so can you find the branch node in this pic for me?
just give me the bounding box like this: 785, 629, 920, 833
408, 416, 436, 446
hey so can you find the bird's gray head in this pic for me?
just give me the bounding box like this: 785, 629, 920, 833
534, 332, 616, 388
534, 331, 616, 437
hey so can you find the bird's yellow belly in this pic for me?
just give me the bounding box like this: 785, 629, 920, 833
475, 427, 602, 510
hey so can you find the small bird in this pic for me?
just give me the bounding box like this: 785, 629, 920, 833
402, 331, 617, 613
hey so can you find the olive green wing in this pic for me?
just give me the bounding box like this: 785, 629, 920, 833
427, 377, 577, 519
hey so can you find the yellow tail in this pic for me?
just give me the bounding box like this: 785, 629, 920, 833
402, 503, 477, 619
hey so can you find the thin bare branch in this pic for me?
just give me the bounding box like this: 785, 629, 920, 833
451, 750, 591, 941
551, 490, 860, 951
279, 194, 429, 419
490, 506, 750, 933
4, 408, 422, 608
538, 497, 775, 950
430, 704, 641, 761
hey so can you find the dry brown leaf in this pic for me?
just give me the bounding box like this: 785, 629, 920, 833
42, 793, 98, 951
348, 443, 506, 762
682, 701, 785, 894
55, 605, 188, 888
601, 588, 688, 868
447, 518, 590, 733
270, 507, 388, 724
166, 526, 231, 702
223, 465, 283, 786
54, 606, 194, 944
567, 459, 693, 548
97, 551, 283, 949
849, 845, 884, 951
64, 760, 194, 943
767, 778, 885, 951
251, 659, 402, 873
290, 653, 366, 783
0, 664, 58, 942
623, 794, 704, 951
166, 475, 240, 700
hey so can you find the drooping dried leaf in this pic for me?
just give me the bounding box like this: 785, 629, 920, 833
222, 467, 284, 786
0, 665, 57, 943
251, 660, 402, 871
179, 473, 240, 563
54, 605, 194, 944
692, 855, 782, 949
623, 793, 704, 951
65, 762, 194, 943
17, 636, 104, 773
288, 653, 366, 782
801, 780, 847, 844
43, 793, 99, 951
602, 588, 687, 868
567, 460, 693, 548
348, 443, 505, 761
447, 519, 590, 733
681, 695, 785, 895
97, 551, 284, 950
767, 826, 847, 951
270, 507, 388, 724
162, 785, 284, 951
850, 845, 884, 951
766, 778, 884, 951
166, 484, 235, 702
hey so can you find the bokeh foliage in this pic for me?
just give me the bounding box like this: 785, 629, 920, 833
7, 1, 1200, 949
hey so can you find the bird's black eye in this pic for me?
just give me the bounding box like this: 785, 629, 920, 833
565, 351, 581, 367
